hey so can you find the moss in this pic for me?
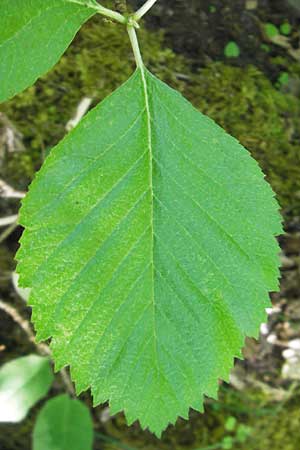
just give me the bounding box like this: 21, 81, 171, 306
2, 152, 35, 189
248, 404, 300, 450
184, 63, 300, 216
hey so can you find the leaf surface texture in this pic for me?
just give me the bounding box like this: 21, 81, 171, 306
17, 68, 282, 435
0, 0, 94, 102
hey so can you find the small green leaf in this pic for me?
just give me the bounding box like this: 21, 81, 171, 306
224, 416, 237, 432
33, 394, 93, 450
224, 41, 240, 58
265, 23, 279, 38
236, 424, 252, 442
280, 22, 292, 35
222, 436, 233, 450
0, 0, 95, 102
0, 355, 53, 422
17, 68, 281, 436
278, 72, 289, 86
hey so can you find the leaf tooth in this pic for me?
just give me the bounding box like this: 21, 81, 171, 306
190, 396, 205, 413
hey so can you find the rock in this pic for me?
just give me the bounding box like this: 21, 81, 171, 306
287, 339, 300, 351
282, 360, 300, 380
266, 333, 277, 344
260, 323, 269, 335
282, 348, 298, 360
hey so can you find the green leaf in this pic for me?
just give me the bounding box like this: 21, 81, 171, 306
224, 41, 240, 58
277, 72, 289, 86
0, 354, 53, 422
33, 394, 93, 450
0, 0, 95, 102
222, 436, 234, 450
236, 424, 252, 442
280, 22, 292, 36
224, 416, 237, 432
260, 43, 270, 52
17, 68, 282, 436
264, 23, 279, 39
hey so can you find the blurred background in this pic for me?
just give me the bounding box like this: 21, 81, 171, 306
0, 0, 300, 449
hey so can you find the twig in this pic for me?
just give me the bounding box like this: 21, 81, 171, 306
66, 97, 93, 131
0, 179, 25, 199
0, 221, 18, 244
0, 113, 25, 154
0, 299, 40, 349
60, 368, 76, 397
66, 0, 126, 24
0, 214, 18, 227
134, 0, 158, 21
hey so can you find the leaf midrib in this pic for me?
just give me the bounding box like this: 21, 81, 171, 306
139, 67, 159, 377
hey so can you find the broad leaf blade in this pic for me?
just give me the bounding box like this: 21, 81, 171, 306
33, 394, 93, 450
0, 354, 53, 422
17, 68, 282, 436
0, 0, 95, 102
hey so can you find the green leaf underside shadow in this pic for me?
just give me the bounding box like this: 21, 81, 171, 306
17, 67, 282, 436
33, 394, 93, 450
0, 355, 53, 422
0, 0, 95, 103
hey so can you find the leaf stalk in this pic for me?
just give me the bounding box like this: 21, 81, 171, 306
94, 2, 127, 24
134, 0, 158, 21
67, 0, 127, 24
68, 0, 159, 68
127, 24, 144, 68
67, 0, 158, 24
